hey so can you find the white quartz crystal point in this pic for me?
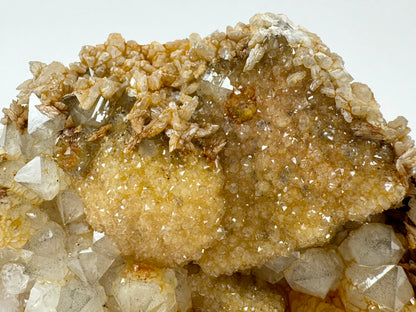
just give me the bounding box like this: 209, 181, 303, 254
341, 263, 414, 312
0, 281, 20, 312
253, 252, 300, 284
0, 120, 22, 159
23, 222, 68, 280
57, 279, 106, 312
174, 268, 192, 312
25, 280, 61, 312
14, 156, 67, 201
1, 263, 30, 295
20, 111, 65, 159
113, 263, 178, 312
27, 93, 50, 134
68, 235, 120, 284
338, 223, 405, 266
284, 247, 344, 299
56, 189, 84, 225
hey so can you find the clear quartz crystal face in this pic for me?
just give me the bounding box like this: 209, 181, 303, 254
341, 264, 414, 312
25, 281, 61, 312
284, 248, 344, 299
253, 252, 300, 284
338, 223, 405, 266
1, 263, 29, 295
14, 156, 67, 201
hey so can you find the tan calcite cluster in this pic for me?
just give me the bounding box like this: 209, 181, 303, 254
3, 12, 416, 312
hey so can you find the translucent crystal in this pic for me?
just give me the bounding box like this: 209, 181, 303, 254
342, 263, 414, 312
0, 248, 33, 267
174, 268, 192, 312
20, 114, 66, 159
198, 69, 233, 104
56, 189, 84, 225
112, 263, 177, 312
23, 222, 68, 280
63, 94, 111, 127
24, 222, 66, 255
25, 281, 61, 312
14, 156, 67, 201
68, 235, 120, 284
1, 263, 29, 295
0, 120, 22, 159
253, 252, 300, 284
338, 223, 405, 266
284, 248, 344, 298
27, 93, 50, 135
0, 281, 20, 312
56, 279, 106, 312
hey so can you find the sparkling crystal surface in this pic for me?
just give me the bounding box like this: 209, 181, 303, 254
284, 248, 344, 298
0, 12, 416, 312
112, 263, 178, 312
341, 263, 414, 312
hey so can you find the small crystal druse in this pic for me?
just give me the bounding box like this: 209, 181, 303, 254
1, 12, 416, 312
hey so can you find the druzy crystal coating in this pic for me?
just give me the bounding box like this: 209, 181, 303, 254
1, 12, 416, 312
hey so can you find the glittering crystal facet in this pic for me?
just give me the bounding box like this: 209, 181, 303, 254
342, 263, 414, 312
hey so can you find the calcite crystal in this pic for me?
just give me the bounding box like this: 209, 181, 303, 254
1, 12, 416, 312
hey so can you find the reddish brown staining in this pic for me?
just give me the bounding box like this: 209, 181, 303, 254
200, 136, 227, 167
124, 262, 158, 281
225, 86, 257, 124
2, 100, 28, 133
87, 124, 112, 142
55, 126, 83, 171
0, 187, 8, 199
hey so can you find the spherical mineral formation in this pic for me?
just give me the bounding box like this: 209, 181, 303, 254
77, 135, 225, 267
58, 13, 416, 275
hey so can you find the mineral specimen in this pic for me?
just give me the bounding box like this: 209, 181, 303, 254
1, 12, 416, 312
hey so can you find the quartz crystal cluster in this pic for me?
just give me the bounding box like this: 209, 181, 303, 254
1, 12, 416, 312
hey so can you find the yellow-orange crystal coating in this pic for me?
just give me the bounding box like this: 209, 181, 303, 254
2, 12, 416, 312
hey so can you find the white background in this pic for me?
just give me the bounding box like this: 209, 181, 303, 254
1, 0, 415, 136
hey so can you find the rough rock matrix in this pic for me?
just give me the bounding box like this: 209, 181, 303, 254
1, 12, 416, 312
